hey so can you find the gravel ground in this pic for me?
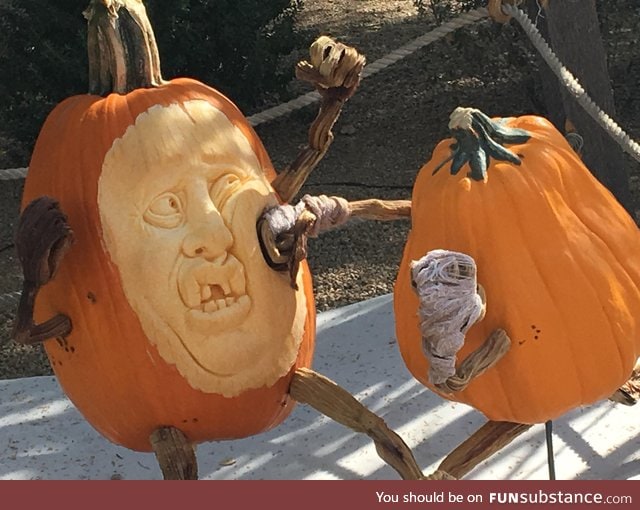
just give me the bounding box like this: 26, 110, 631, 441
1, 0, 639, 379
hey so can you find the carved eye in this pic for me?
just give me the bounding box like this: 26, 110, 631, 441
143, 193, 183, 228
209, 173, 244, 210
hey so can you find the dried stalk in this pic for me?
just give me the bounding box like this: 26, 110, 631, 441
435, 328, 511, 394
290, 368, 425, 480
84, 0, 164, 95
436, 420, 532, 479
424, 470, 457, 480
272, 37, 366, 202
347, 199, 411, 221
150, 427, 198, 480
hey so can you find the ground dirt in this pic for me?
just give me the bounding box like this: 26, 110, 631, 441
1, 0, 639, 379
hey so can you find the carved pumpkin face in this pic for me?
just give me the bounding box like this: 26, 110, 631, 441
394, 111, 640, 424
23, 78, 315, 451
98, 100, 307, 397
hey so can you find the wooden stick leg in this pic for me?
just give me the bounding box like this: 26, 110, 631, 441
150, 427, 198, 480
290, 367, 424, 480
435, 420, 532, 479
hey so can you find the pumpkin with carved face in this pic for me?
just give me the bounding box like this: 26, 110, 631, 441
23, 79, 316, 451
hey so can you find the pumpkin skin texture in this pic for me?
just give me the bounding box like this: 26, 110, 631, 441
394, 112, 640, 424
22, 78, 316, 452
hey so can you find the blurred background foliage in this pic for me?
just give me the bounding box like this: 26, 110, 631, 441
0, 0, 304, 167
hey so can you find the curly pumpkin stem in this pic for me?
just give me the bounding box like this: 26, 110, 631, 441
433, 107, 531, 181
84, 0, 164, 95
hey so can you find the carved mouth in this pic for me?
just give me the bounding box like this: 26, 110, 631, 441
179, 255, 252, 329
198, 280, 250, 313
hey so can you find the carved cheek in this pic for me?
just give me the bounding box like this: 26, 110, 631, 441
222, 181, 275, 246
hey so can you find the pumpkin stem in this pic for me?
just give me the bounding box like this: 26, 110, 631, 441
84, 0, 164, 95
433, 107, 531, 181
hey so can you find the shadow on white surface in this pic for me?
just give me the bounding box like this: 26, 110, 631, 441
1, 295, 638, 480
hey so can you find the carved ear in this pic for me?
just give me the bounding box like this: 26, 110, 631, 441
13, 196, 73, 345
16, 196, 74, 286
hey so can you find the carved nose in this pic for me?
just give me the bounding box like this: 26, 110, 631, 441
183, 217, 233, 260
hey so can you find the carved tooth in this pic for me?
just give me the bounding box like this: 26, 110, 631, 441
221, 281, 231, 296
204, 300, 218, 313
216, 299, 227, 310
225, 297, 235, 306
201, 285, 212, 302
237, 295, 250, 308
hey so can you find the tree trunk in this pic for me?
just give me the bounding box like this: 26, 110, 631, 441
526, 0, 633, 213
524, 1, 564, 130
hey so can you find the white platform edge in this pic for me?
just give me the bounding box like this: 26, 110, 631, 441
1, 294, 639, 480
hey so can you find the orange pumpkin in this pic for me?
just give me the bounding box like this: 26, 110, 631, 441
21, 3, 315, 452
394, 107, 640, 424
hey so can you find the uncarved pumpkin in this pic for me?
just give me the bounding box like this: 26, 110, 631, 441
22, 4, 316, 452
394, 108, 640, 424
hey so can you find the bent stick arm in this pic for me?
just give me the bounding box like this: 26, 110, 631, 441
272, 37, 366, 202
290, 367, 425, 480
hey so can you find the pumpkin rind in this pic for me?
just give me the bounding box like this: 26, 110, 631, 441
23, 78, 316, 451
394, 112, 640, 424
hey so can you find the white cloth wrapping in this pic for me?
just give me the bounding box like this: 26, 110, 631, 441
410, 249, 485, 385
262, 194, 351, 238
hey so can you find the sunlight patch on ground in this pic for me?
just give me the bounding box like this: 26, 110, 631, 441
298, 0, 419, 33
